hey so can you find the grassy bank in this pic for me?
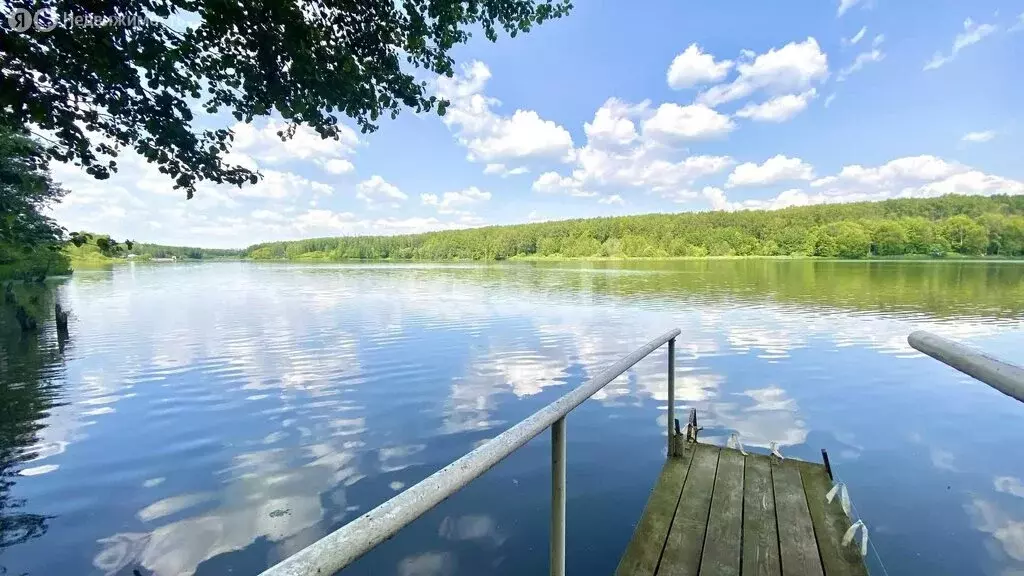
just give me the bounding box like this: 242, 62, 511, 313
63, 241, 117, 265
0, 243, 71, 281
61, 234, 244, 268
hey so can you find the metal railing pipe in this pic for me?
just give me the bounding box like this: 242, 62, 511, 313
260, 327, 681, 576
908, 330, 1024, 404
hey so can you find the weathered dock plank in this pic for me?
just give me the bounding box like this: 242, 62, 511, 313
619, 440, 867, 576
615, 447, 695, 576
772, 461, 824, 576
799, 462, 870, 576
699, 448, 744, 576
659, 444, 720, 576
742, 455, 781, 576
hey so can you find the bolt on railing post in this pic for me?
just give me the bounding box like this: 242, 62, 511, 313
667, 337, 675, 458
551, 417, 566, 576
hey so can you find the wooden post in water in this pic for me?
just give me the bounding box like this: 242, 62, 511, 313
685, 408, 699, 443
55, 303, 69, 334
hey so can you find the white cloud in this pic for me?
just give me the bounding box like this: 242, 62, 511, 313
667, 44, 734, 89
1012, 12, 1024, 33
705, 186, 825, 212
367, 216, 481, 234
184, 211, 483, 246
811, 155, 1024, 201
322, 159, 354, 175
598, 194, 625, 205
47, 151, 285, 242
483, 163, 529, 177
837, 0, 866, 17
824, 93, 837, 108
924, 18, 998, 71
527, 97, 735, 198
251, 209, 286, 222
355, 175, 407, 207
962, 130, 996, 143
231, 119, 359, 167
760, 188, 819, 209
735, 89, 817, 122
846, 26, 867, 45
421, 187, 492, 213
838, 36, 885, 81
912, 171, 1024, 197
532, 172, 596, 197
237, 170, 334, 199
584, 98, 648, 147
811, 155, 961, 189
47, 147, 487, 248
703, 186, 738, 211
467, 110, 575, 162
576, 148, 733, 192
642, 103, 736, 140
436, 61, 575, 163
660, 189, 699, 204
726, 155, 815, 188
698, 38, 829, 107
101, 206, 127, 219
294, 209, 357, 232
222, 152, 258, 172
708, 155, 1024, 212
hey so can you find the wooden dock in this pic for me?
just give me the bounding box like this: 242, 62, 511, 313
616, 438, 869, 576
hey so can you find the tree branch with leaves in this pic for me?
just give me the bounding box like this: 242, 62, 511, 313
1, 0, 572, 198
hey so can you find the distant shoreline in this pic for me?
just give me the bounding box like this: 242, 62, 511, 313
73, 254, 1024, 266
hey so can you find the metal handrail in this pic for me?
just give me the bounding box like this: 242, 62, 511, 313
908, 330, 1024, 403
260, 328, 682, 576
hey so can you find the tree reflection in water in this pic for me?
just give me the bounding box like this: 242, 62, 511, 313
0, 285, 66, 568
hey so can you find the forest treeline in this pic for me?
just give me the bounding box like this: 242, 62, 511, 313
246, 194, 1024, 261
61, 234, 240, 263
129, 243, 242, 260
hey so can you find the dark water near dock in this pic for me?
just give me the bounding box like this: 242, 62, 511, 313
2, 260, 1024, 575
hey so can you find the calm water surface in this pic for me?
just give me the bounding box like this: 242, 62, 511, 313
2, 260, 1024, 575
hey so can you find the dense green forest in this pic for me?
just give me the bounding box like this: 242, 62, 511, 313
128, 243, 242, 260
246, 194, 1024, 261
61, 234, 235, 264
62, 234, 241, 263
1, 128, 70, 282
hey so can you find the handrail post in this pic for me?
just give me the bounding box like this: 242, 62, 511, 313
551, 417, 566, 576
667, 337, 675, 457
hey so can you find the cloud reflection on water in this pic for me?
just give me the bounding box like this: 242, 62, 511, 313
4, 261, 1021, 575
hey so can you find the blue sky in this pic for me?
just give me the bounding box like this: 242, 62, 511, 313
51, 0, 1024, 248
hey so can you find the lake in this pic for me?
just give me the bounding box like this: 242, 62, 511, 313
2, 260, 1024, 575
